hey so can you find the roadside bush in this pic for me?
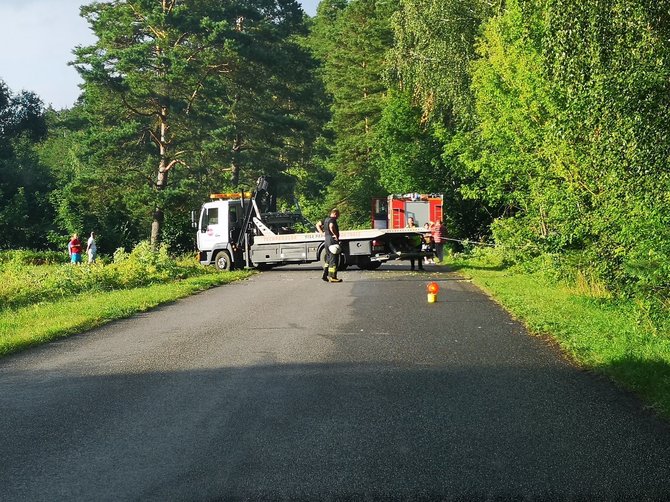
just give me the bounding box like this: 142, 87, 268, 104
460, 245, 669, 337
0, 250, 67, 267
489, 216, 543, 266
0, 242, 216, 311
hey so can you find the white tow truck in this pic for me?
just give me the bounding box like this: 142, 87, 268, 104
195, 177, 432, 271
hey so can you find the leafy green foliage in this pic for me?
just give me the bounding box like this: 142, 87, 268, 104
0, 250, 67, 266
468, 0, 570, 247
0, 268, 252, 357
0, 81, 53, 249
457, 0, 670, 325
391, 0, 500, 126
0, 242, 212, 311
542, 0, 670, 305
371, 90, 491, 240
385, 0, 499, 239
37, 105, 146, 252
388, 0, 670, 327
373, 90, 445, 193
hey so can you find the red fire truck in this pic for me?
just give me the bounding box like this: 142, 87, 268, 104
372, 193, 443, 229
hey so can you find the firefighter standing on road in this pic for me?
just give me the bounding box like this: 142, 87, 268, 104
407, 217, 424, 271
321, 208, 342, 283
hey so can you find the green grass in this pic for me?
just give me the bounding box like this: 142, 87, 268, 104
0, 270, 253, 356
445, 253, 670, 418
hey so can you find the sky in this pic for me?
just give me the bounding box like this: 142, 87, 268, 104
0, 0, 320, 110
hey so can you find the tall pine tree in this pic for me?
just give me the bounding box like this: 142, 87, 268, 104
73, 0, 319, 245
310, 0, 397, 226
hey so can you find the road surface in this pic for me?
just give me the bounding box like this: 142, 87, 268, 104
1, 263, 669, 500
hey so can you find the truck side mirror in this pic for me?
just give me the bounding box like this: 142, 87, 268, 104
191, 210, 197, 229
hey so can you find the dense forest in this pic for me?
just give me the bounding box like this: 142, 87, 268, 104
1, 0, 668, 325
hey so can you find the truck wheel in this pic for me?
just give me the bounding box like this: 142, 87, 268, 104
214, 250, 232, 271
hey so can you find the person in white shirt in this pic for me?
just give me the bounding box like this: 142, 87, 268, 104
86, 232, 97, 264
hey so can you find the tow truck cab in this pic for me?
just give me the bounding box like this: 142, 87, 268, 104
196, 194, 249, 270
196, 186, 318, 270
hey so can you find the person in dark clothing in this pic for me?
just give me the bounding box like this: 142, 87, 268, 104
321, 208, 342, 283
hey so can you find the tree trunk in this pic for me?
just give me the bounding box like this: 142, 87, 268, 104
151, 165, 169, 248
151, 106, 170, 248
151, 206, 165, 247
231, 132, 242, 187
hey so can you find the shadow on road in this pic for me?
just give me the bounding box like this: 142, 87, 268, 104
1, 361, 670, 500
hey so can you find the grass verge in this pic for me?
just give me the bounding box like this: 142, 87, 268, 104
445, 254, 670, 418
0, 270, 254, 357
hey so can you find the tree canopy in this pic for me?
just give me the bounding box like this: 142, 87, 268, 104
0, 81, 51, 250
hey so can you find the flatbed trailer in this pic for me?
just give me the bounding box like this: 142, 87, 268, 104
250, 227, 430, 270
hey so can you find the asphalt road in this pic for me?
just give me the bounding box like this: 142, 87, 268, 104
1, 263, 670, 501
